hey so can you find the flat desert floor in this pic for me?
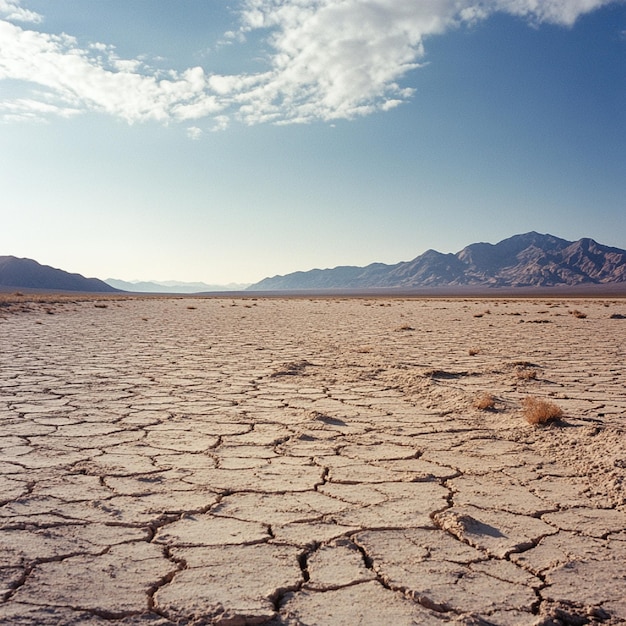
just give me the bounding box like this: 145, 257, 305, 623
0, 296, 625, 625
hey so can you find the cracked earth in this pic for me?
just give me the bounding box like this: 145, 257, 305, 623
0, 296, 625, 625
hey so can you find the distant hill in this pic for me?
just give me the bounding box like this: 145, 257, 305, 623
248, 233, 626, 291
0, 256, 119, 292
105, 278, 251, 294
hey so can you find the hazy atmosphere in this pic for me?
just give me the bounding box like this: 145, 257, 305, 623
1, 0, 625, 285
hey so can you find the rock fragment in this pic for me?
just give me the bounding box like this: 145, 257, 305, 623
434, 505, 557, 558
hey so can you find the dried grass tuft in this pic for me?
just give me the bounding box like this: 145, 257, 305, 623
271, 360, 312, 377
522, 397, 563, 425
515, 367, 537, 381
473, 393, 496, 411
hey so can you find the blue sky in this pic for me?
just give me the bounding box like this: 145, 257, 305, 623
1, 0, 625, 285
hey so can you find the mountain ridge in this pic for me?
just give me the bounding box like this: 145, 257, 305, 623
0, 256, 118, 293
104, 278, 251, 293
4, 233, 625, 294
248, 232, 626, 291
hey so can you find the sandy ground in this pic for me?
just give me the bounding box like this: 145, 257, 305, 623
0, 296, 625, 626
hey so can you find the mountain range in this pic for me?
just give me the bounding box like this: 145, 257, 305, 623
104, 278, 250, 293
0, 256, 118, 292
2, 233, 626, 294
248, 232, 626, 291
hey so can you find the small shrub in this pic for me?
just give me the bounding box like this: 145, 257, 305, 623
395, 324, 414, 331
473, 393, 496, 410
187, 305, 197, 310
469, 348, 480, 356
94, 303, 108, 309
271, 360, 311, 377
522, 397, 563, 425
515, 367, 537, 381
569, 309, 587, 319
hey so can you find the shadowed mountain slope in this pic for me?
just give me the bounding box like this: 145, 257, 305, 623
0, 256, 119, 292
249, 233, 626, 290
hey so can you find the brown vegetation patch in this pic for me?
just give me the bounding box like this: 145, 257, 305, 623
522, 397, 563, 426
515, 367, 538, 381
424, 369, 468, 380
569, 309, 587, 319
271, 360, 312, 377
509, 361, 539, 381
473, 393, 497, 411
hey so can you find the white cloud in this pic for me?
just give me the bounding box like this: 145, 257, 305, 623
0, 19, 228, 124
0, 97, 81, 122
493, 0, 619, 26
211, 115, 230, 131
186, 126, 203, 140
0, 0, 622, 128
0, 0, 41, 23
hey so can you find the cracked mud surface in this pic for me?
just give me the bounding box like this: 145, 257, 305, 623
1, 296, 625, 625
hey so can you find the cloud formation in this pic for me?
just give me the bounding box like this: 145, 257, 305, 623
0, 0, 40, 23
0, 0, 621, 128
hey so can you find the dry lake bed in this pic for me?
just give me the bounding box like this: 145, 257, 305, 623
0, 296, 625, 625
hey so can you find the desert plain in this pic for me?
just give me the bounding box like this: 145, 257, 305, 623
0, 294, 625, 625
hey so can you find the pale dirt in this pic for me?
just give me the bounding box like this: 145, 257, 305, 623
0, 296, 625, 625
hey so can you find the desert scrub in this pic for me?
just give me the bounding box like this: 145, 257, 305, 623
569, 309, 587, 319
468, 348, 480, 356
515, 366, 537, 381
473, 393, 497, 411
271, 360, 312, 377
522, 397, 563, 425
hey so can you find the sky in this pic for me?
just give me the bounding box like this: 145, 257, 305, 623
1, 0, 625, 285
